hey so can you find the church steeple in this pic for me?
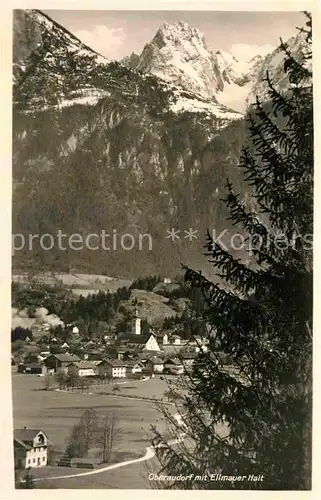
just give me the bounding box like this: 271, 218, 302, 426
132, 309, 141, 335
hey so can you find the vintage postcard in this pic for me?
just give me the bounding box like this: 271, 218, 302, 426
2, 0, 318, 495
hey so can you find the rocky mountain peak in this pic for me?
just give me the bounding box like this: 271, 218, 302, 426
157, 20, 206, 43
129, 21, 225, 101
150, 19, 213, 67
121, 20, 309, 114
247, 29, 312, 106
13, 9, 311, 277
122, 20, 266, 111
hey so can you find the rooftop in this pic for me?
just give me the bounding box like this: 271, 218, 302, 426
125, 360, 145, 367
165, 357, 183, 366
70, 360, 100, 369
117, 333, 154, 345
48, 353, 80, 362
99, 359, 127, 368
14, 429, 42, 442
180, 351, 198, 359
147, 357, 164, 365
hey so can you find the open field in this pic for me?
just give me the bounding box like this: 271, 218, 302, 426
12, 374, 172, 452
12, 371, 230, 488
12, 273, 132, 294
83, 375, 183, 400
31, 457, 161, 489
12, 373, 178, 488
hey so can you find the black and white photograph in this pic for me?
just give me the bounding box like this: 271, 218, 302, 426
9, 5, 313, 491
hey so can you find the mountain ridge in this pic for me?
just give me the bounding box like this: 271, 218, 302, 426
120, 19, 309, 114
120, 20, 264, 113
12, 10, 310, 278
13, 9, 109, 87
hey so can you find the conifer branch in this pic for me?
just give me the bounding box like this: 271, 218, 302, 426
264, 72, 295, 117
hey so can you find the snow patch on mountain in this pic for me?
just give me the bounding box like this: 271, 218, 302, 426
58, 89, 111, 109
213, 51, 265, 112
170, 93, 242, 120
21, 88, 111, 113
33, 9, 110, 64
13, 9, 110, 86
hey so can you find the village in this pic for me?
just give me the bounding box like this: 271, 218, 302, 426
12, 293, 211, 485
14, 308, 208, 380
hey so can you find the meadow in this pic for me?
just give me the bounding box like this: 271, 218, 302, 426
12, 374, 173, 451
12, 373, 176, 488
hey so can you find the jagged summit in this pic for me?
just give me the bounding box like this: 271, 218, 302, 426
13, 9, 312, 277
127, 21, 224, 101
156, 20, 207, 44
14, 10, 241, 120
121, 19, 309, 113
121, 20, 265, 112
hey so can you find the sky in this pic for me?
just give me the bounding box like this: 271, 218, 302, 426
43, 10, 305, 61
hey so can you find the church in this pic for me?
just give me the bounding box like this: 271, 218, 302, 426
116, 310, 161, 352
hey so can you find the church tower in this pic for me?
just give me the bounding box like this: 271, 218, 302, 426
132, 309, 141, 335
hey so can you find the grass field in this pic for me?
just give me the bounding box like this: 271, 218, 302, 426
12, 273, 132, 294
12, 374, 172, 452
31, 457, 162, 489
87, 375, 181, 399
12, 373, 177, 488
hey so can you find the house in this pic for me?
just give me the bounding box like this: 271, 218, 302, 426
107, 346, 127, 360
67, 360, 100, 377
97, 359, 127, 378
125, 360, 144, 374
117, 333, 161, 352
170, 334, 182, 346
18, 363, 46, 375
83, 349, 104, 361
44, 353, 80, 373
38, 351, 50, 363
104, 333, 115, 344
14, 429, 49, 469
23, 353, 40, 365
189, 336, 208, 353
180, 351, 198, 370
145, 357, 164, 374
155, 331, 169, 346
164, 358, 184, 375
23, 345, 41, 357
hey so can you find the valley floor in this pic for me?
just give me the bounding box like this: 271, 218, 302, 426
12, 372, 178, 489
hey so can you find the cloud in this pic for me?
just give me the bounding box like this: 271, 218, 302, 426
230, 43, 275, 62
74, 25, 126, 60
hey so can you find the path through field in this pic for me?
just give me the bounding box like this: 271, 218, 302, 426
33, 434, 186, 483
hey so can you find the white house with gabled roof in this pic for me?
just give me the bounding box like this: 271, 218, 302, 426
14, 428, 50, 469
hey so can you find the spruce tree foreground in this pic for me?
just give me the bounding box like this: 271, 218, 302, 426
151, 13, 313, 490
